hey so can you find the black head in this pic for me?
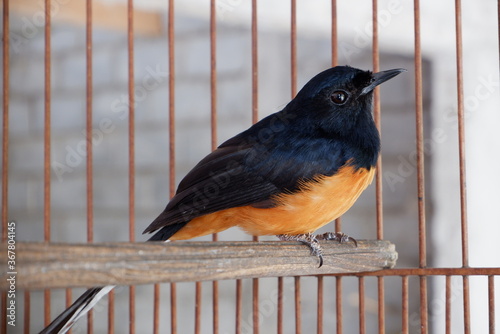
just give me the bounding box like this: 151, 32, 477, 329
291, 66, 406, 136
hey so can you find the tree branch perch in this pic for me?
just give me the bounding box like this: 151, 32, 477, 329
1, 240, 397, 290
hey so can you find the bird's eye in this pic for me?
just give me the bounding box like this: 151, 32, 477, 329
330, 90, 348, 105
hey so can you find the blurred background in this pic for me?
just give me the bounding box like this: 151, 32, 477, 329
3, 0, 500, 333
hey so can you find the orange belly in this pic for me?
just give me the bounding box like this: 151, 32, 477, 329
169, 165, 375, 240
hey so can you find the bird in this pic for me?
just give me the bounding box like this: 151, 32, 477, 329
40, 65, 405, 333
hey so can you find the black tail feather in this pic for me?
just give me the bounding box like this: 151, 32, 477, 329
39, 287, 104, 334
40, 222, 186, 332
147, 222, 187, 241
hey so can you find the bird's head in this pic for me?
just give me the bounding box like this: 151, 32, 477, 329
291, 66, 406, 136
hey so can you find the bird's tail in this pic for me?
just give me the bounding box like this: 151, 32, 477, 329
39, 285, 115, 334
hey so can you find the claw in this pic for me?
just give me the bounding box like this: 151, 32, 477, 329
276, 233, 324, 267
316, 232, 358, 247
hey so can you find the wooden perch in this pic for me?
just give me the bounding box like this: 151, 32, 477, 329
1, 240, 397, 290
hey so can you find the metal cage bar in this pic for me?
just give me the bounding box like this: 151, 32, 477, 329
1, 0, 9, 332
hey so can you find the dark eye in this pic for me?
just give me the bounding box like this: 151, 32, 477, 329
331, 90, 348, 105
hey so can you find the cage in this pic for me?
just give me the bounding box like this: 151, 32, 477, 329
1, 0, 500, 333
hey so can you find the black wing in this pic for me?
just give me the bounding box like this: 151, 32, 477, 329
144, 111, 352, 236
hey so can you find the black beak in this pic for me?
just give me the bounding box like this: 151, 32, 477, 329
360, 68, 407, 95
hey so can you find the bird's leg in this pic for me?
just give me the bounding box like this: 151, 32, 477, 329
316, 232, 358, 247
276, 233, 324, 267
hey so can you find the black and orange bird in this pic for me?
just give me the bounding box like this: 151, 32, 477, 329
40, 66, 405, 334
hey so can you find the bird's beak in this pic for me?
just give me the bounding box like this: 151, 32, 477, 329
360, 68, 407, 95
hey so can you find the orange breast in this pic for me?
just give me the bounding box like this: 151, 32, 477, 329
169, 165, 375, 240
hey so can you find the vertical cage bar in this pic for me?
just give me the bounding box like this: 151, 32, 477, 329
24, 293, 30, 334
153, 284, 159, 334
195, 282, 202, 334
168, 0, 177, 333
252, 277, 259, 334
445, 276, 451, 334
371, 2, 386, 333
336, 278, 343, 334
453, 1, 471, 331
372, 0, 382, 240
251, 0, 258, 125
317, 276, 323, 334
43, 0, 52, 326
290, 2, 301, 333
294, 277, 302, 334
401, 276, 408, 334
488, 276, 495, 334
108, 290, 115, 333
85, 0, 94, 331
251, 1, 260, 334
235, 279, 242, 334
127, 0, 136, 333
1, 0, 9, 332
331, 0, 338, 67
209, 3, 219, 333
277, 277, 283, 334
413, 1, 428, 333
358, 277, 365, 334
290, 0, 297, 97
330, 5, 343, 334
454, 0, 469, 274
462, 276, 471, 334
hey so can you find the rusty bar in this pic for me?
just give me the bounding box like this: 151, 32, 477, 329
332, 267, 500, 277
210, 3, 219, 333
235, 279, 242, 334
24, 292, 30, 334
488, 275, 495, 334
65, 288, 71, 317
1, 0, 9, 331
454, 1, 471, 331
85, 0, 94, 331
277, 277, 283, 334
44, 0, 52, 326
253, 274, 259, 334
336, 277, 343, 334
371, 3, 386, 333
454, 0, 469, 271
359, 277, 365, 334
291, 0, 297, 97
86, 0, 94, 248
170, 284, 177, 334
419, 276, 428, 334
210, 0, 218, 152
331, 0, 337, 66
251, 0, 258, 124
377, 277, 385, 333
445, 276, 451, 334
295, 277, 302, 334
330, 6, 342, 333
1, 0, 9, 243
291, 3, 301, 333
153, 284, 159, 334
463, 276, 470, 334
168, 0, 177, 332
372, 0, 383, 241
317, 276, 323, 334
413, 0, 427, 268
251, 1, 260, 333
195, 282, 202, 334
127, 0, 136, 333
401, 276, 408, 334
413, 0, 428, 333
108, 290, 115, 333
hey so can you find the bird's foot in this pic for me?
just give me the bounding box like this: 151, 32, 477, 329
316, 232, 358, 247
276, 233, 324, 267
